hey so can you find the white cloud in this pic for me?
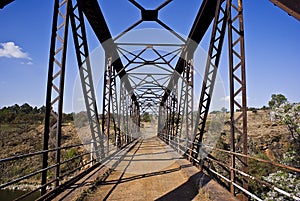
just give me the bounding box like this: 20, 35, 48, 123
21, 61, 33, 65
221, 95, 230, 101
220, 95, 250, 102
0, 42, 31, 60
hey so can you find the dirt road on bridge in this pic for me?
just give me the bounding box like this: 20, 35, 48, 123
81, 137, 223, 201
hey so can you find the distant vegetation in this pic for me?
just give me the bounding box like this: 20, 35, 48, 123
0, 103, 78, 187
210, 94, 300, 200
0, 103, 73, 124
141, 112, 151, 122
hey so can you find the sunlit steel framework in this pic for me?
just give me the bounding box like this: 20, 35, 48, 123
8, 0, 300, 200
39, 0, 250, 198
40, 0, 141, 195
1, 0, 300, 200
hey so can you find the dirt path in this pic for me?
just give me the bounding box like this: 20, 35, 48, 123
84, 137, 209, 201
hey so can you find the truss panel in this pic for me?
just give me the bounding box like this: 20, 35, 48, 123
69, 0, 104, 161
191, 0, 227, 163
227, 0, 248, 199
42, 0, 70, 193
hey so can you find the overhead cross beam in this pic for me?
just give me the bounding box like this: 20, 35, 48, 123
270, 0, 300, 21
161, 0, 221, 103
0, 0, 14, 8
80, 0, 138, 106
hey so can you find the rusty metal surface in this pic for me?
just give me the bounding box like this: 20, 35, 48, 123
69, 0, 104, 160
270, 0, 300, 21
227, 0, 248, 198
162, 0, 220, 103
0, 0, 14, 9
80, 0, 138, 104
3, 0, 300, 200
191, 0, 227, 163
42, 0, 70, 194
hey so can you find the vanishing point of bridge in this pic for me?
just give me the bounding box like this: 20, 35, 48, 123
0, 0, 299, 201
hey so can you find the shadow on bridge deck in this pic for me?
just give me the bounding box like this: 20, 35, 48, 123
54, 137, 238, 201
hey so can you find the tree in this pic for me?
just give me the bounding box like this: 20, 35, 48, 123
274, 102, 300, 142
268, 94, 287, 109
272, 99, 300, 168
262, 170, 300, 200
141, 112, 151, 122
221, 107, 227, 113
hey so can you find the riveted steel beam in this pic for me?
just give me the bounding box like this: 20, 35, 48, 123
42, 0, 70, 194
69, 0, 104, 161
162, 0, 221, 103
270, 0, 300, 21
190, 0, 227, 164
227, 0, 248, 199
80, 0, 138, 106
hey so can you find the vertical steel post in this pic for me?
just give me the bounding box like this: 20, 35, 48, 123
69, 0, 103, 160
227, 0, 248, 199
175, 52, 188, 139
110, 67, 120, 148
170, 87, 177, 147
185, 56, 194, 153
102, 56, 113, 155
125, 90, 130, 142
129, 98, 133, 140
157, 103, 162, 136
42, 0, 70, 194
120, 81, 125, 145
191, 0, 227, 162
167, 95, 172, 144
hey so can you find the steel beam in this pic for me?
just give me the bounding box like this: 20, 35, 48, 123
102, 56, 113, 154
42, 0, 70, 194
162, 0, 220, 103
79, 0, 138, 106
270, 0, 300, 21
227, 0, 248, 199
0, 0, 14, 8
190, 0, 227, 163
69, 0, 104, 161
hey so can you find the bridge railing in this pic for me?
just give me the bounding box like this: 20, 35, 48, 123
0, 140, 98, 197
158, 132, 300, 201
0, 133, 136, 200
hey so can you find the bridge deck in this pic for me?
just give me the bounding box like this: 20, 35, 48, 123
85, 137, 205, 200
54, 137, 238, 201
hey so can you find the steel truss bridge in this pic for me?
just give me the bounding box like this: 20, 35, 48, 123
0, 0, 299, 200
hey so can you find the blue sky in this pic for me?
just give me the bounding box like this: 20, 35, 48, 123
0, 0, 299, 113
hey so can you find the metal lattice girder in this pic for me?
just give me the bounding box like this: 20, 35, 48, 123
175, 54, 188, 139
110, 65, 120, 148
80, 0, 137, 104
171, 85, 178, 139
102, 56, 112, 154
191, 0, 227, 162
0, 0, 14, 9
227, 0, 248, 198
119, 81, 127, 145
185, 58, 194, 145
166, 95, 172, 143
102, 57, 114, 152
128, 98, 133, 139
127, 98, 139, 139
69, 0, 104, 161
102, 56, 121, 151
269, 0, 300, 21
42, 0, 70, 194
162, 0, 220, 103
158, 103, 163, 135
174, 52, 194, 151
116, 43, 182, 115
